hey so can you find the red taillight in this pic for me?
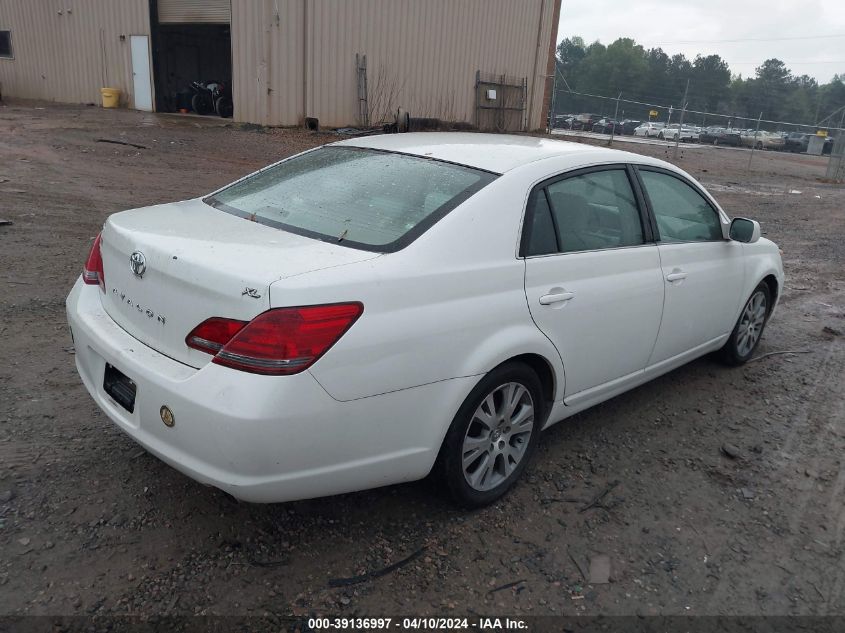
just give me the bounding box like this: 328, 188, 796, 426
185, 317, 248, 354
185, 303, 363, 375
82, 233, 105, 292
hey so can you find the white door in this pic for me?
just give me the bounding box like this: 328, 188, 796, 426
522, 167, 665, 399
130, 35, 153, 112
637, 169, 746, 365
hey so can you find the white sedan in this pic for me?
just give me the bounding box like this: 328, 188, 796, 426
659, 124, 700, 142
633, 122, 665, 137
66, 133, 783, 507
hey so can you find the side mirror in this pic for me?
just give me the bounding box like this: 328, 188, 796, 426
729, 217, 761, 243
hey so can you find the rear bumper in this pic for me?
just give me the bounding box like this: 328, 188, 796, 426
66, 279, 475, 502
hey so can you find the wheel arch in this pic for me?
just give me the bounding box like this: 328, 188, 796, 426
492, 353, 557, 410
455, 325, 565, 406
761, 273, 779, 315
731, 264, 782, 327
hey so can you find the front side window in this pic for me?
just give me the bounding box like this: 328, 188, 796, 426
0, 31, 12, 58
206, 147, 497, 252
639, 170, 723, 242
526, 169, 644, 255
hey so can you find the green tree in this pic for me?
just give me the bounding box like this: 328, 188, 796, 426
817, 78, 845, 126
551, 35, 843, 128
690, 54, 731, 112
556, 36, 586, 79
753, 58, 792, 119
640, 48, 671, 103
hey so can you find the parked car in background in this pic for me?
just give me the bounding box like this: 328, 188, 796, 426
785, 132, 811, 153
740, 130, 785, 150
571, 113, 602, 131
698, 127, 725, 144
659, 124, 699, 142
619, 120, 642, 135
633, 122, 665, 137
66, 133, 783, 507
763, 131, 785, 150
552, 114, 576, 129
784, 132, 835, 154
717, 129, 743, 147
697, 127, 742, 147
591, 118, 620, 134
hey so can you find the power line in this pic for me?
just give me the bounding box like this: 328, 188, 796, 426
638, 33, 845, 45
727, 60, 845, 65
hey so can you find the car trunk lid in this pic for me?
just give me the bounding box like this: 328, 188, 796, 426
99, 198, 378, 368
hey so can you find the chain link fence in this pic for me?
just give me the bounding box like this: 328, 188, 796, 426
549, 78, 844, 176
827, 136, 845, 182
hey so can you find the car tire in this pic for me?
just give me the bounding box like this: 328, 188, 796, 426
434, 362, 545, 507
718, 282, 772, 366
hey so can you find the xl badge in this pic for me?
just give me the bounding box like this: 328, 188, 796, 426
129, 251, 147, 278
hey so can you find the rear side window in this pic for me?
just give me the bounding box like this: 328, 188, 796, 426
639, 170, 723, 242
546, 169, 644, 253
524, 189, 557, 256
523, 169, 645, 256
206, 147, 497, 252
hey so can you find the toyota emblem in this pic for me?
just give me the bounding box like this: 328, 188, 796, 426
129, 251, 147, 278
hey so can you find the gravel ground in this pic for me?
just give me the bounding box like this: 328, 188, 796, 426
1, 101, 844, 620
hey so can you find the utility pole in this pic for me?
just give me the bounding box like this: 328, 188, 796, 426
829, 107, 845, 182
673, 79, 689, 159
747, 111, 763, 171
609, 92, 621, 147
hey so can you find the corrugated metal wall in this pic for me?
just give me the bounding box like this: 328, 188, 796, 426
0, 0, 151, 107
231, 0, 306, 128
232, 0, 559, 129
0, 0, 558, 129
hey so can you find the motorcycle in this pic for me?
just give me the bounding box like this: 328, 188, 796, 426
189, 80, 233, 118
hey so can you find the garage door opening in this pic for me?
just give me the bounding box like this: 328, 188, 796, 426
149, 0, 233, 118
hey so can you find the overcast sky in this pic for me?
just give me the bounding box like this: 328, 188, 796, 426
557, 0, 845, 83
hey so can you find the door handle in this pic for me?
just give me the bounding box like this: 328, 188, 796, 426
539, 291, 575, 305
666, 271, 688, 282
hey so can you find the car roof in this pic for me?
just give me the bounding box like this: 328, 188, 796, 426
332, 132, 636, 174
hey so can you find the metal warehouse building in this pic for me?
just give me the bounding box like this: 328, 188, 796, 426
0, 0, 561, 131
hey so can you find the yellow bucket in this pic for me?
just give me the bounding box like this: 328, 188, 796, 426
100, 87, 121, 108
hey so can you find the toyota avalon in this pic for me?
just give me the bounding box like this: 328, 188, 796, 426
66, 133, 783, 506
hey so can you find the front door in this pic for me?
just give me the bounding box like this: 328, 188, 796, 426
130, 35, 153, 112
636, 168, 746, 365
522, 167, 665, 399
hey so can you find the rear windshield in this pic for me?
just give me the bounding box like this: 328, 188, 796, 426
205, 146, 497, 252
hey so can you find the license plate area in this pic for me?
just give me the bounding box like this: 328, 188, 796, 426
103, 363, 137, 414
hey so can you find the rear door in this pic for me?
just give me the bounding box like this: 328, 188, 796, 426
522, 166, 665, 400
635, 167, 745, 365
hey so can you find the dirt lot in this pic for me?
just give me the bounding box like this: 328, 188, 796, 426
1, 101, 844, 621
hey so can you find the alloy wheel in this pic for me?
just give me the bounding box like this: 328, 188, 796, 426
461, 382, 535, 491
736, 290, 767, 357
